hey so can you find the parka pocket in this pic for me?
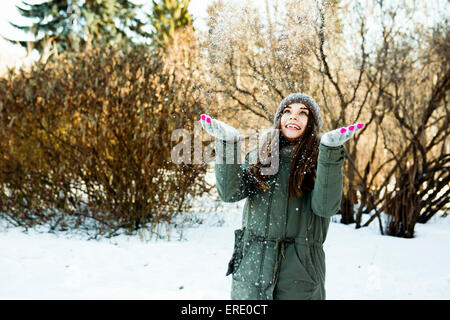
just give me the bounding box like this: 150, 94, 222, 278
226, 228, 246, 276
292, 243, 318, 285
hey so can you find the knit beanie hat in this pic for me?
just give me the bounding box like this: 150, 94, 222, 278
273, 93, 322, 131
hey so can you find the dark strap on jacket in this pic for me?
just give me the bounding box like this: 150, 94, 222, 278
251, 235, 322, 285
252, 236, 295, 285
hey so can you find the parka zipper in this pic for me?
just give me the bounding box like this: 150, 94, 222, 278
260, 160, 292, 298
257, 180, 275, 299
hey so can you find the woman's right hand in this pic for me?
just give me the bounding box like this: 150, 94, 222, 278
200, 114, 240, 142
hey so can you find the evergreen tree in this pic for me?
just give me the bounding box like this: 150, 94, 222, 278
149, 0, 193, 48
4, 0, 149, 57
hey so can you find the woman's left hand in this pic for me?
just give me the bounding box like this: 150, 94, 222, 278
320, 123, 364, 147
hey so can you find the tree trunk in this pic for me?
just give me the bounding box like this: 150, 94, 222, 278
385, 161, 420, 238
340, 188, 356, 224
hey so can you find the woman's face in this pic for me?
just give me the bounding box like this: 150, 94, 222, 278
280, 103, 309, 141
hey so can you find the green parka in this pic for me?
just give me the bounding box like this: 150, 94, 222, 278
215, 139, 345, 300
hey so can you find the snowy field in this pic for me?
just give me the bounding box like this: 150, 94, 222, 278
0, 181, 449, 300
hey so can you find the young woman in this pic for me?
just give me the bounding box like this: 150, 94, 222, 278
200, 93, 363, 300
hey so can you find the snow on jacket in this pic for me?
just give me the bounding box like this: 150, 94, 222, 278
215, 140, 345, 300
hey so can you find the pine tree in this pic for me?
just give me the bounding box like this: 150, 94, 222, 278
149, 0, 193, 48
4, 0, 149, 57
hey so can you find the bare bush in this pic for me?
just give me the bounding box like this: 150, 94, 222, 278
0, 31, 210, 238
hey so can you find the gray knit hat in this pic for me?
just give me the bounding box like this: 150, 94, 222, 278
274, 93, 322, 131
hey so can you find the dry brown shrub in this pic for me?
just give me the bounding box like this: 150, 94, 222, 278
0, 35, 210, 238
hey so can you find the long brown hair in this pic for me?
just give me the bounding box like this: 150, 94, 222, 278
245, 113, 320, 199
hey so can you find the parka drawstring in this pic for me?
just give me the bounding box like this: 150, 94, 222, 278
252, 236, 296, 285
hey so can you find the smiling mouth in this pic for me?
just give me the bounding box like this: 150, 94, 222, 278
285, 123, 301, 130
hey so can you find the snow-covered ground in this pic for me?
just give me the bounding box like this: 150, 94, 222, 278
0, 179, 448, 300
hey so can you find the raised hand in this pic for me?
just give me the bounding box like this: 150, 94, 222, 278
320, 123, 364, 147
200, 114, 240, 142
